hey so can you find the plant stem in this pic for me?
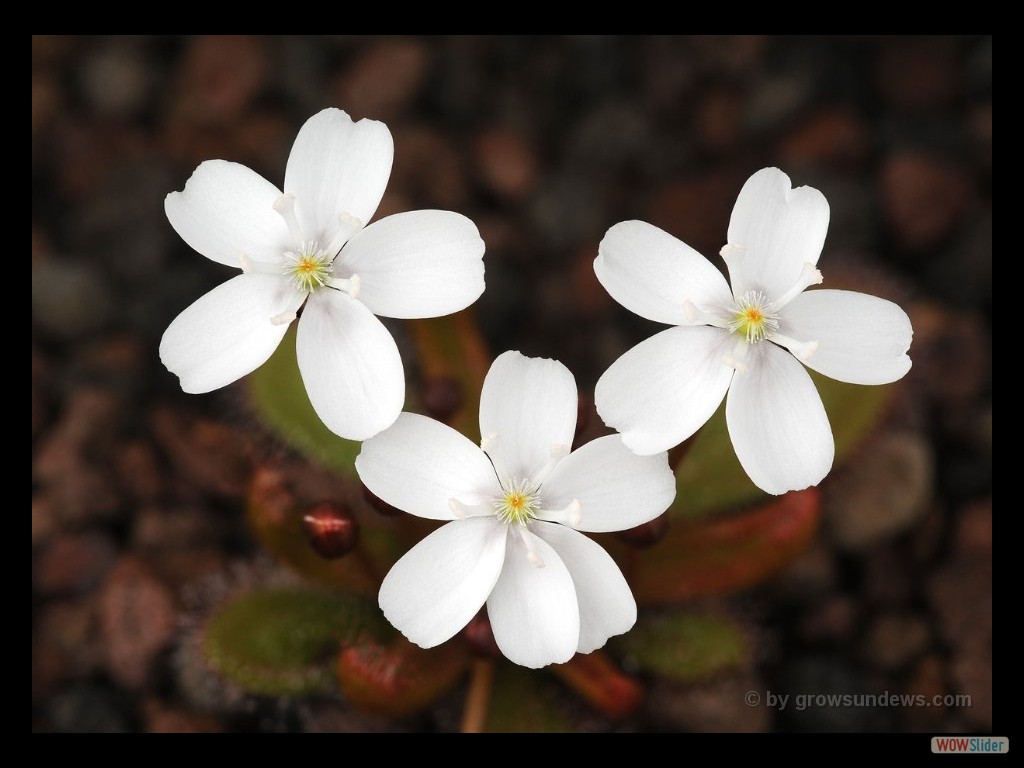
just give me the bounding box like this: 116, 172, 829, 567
459, 658, 495, 733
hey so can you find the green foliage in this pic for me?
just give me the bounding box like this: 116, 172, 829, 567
486, 666, 570, 733
202, 586, 385, 697
616, 611, 749, 683
674, 374, 894, 517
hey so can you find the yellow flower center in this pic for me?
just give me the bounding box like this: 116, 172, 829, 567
729, 290, 779, 344
284, 244, 333, 293
493, 481, 539, 526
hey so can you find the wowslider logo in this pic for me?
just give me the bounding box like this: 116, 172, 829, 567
932, 737, 1008, 754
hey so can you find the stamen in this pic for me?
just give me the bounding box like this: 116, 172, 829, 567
683, 300, 731, 329
537, 498, 582, 527
448, 499, 493, 519
769, 333, 820, 361
518, 528, 545, 569
324, 212, 364, 258
719, 242, 746, 261
283, 246, 333, 293
531, 443, 571, 486
493, 479, 540, 526
722, 339, 750, 372
728, 290, 780, 344
327, 273, 361, 299
267, 290, 307, 326
239, 253, 284, 276
774, 263, 823, 309
273, 193, 306, 244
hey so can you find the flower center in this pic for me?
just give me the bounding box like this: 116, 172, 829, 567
728, 290, 779, 344
283, 243, 333, 293
493, 480, 540, 526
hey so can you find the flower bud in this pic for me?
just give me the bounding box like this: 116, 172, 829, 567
302, 502, 358, 559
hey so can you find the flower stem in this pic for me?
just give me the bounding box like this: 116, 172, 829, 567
459, 658, 495, 733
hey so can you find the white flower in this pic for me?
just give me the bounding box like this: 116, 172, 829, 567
159, 108, 485, 440
356, 351, 675, 668
594, 167, 913, 495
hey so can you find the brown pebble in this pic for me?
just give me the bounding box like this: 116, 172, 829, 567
35, 597, 104, 682
34, 532, 118, 597
98, 556, 176, 688
32, 495, 57, 549
648, 673, 771, 733
798, 596, 857, 643
903, 655, 948, 728
777, 108, 869, 168
132, 505, 222, 551
647, 172, 737, 258
881, 152, 972, 252
150, 407, 250, 498
473, 129, 538, 200
877, 39, 962, 111
115, 441, 163, 503
826, 431, 933, 552
143, 699, 223, 733
693, 89, 742, 153
334, 38, 430, 120
862, 613, 931, 671
172, 35, 267, 126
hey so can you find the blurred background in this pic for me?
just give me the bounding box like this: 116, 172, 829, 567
32, 35, 991, 733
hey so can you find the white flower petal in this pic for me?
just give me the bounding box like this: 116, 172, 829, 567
486, 529, 579, 668
379, 518, 507, 649
540, 436, 674, 533
355, 413, 499, 521
531, 521, 636, 654
283, 108, 393, 244
296, 290, 404, 441
779, 289, 913, 385
725, 167, 830, 301
479, 351, 577, 482
726, 342, 834, 495
165, 160, 291, 268
159, 274, 298, 393
595, 325, 735, 455
594, 220, 733, 325
338, 210, 485, 319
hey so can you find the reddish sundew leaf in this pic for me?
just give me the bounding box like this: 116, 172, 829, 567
623, 488, 821, 605
336, 635, 469, 717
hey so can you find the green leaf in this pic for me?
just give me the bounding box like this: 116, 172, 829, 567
247, 326, 361, 475
674, 373, 894, 518
616, 611, 749, 683
202, 586, 386, 697
486, 666, 570, 733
